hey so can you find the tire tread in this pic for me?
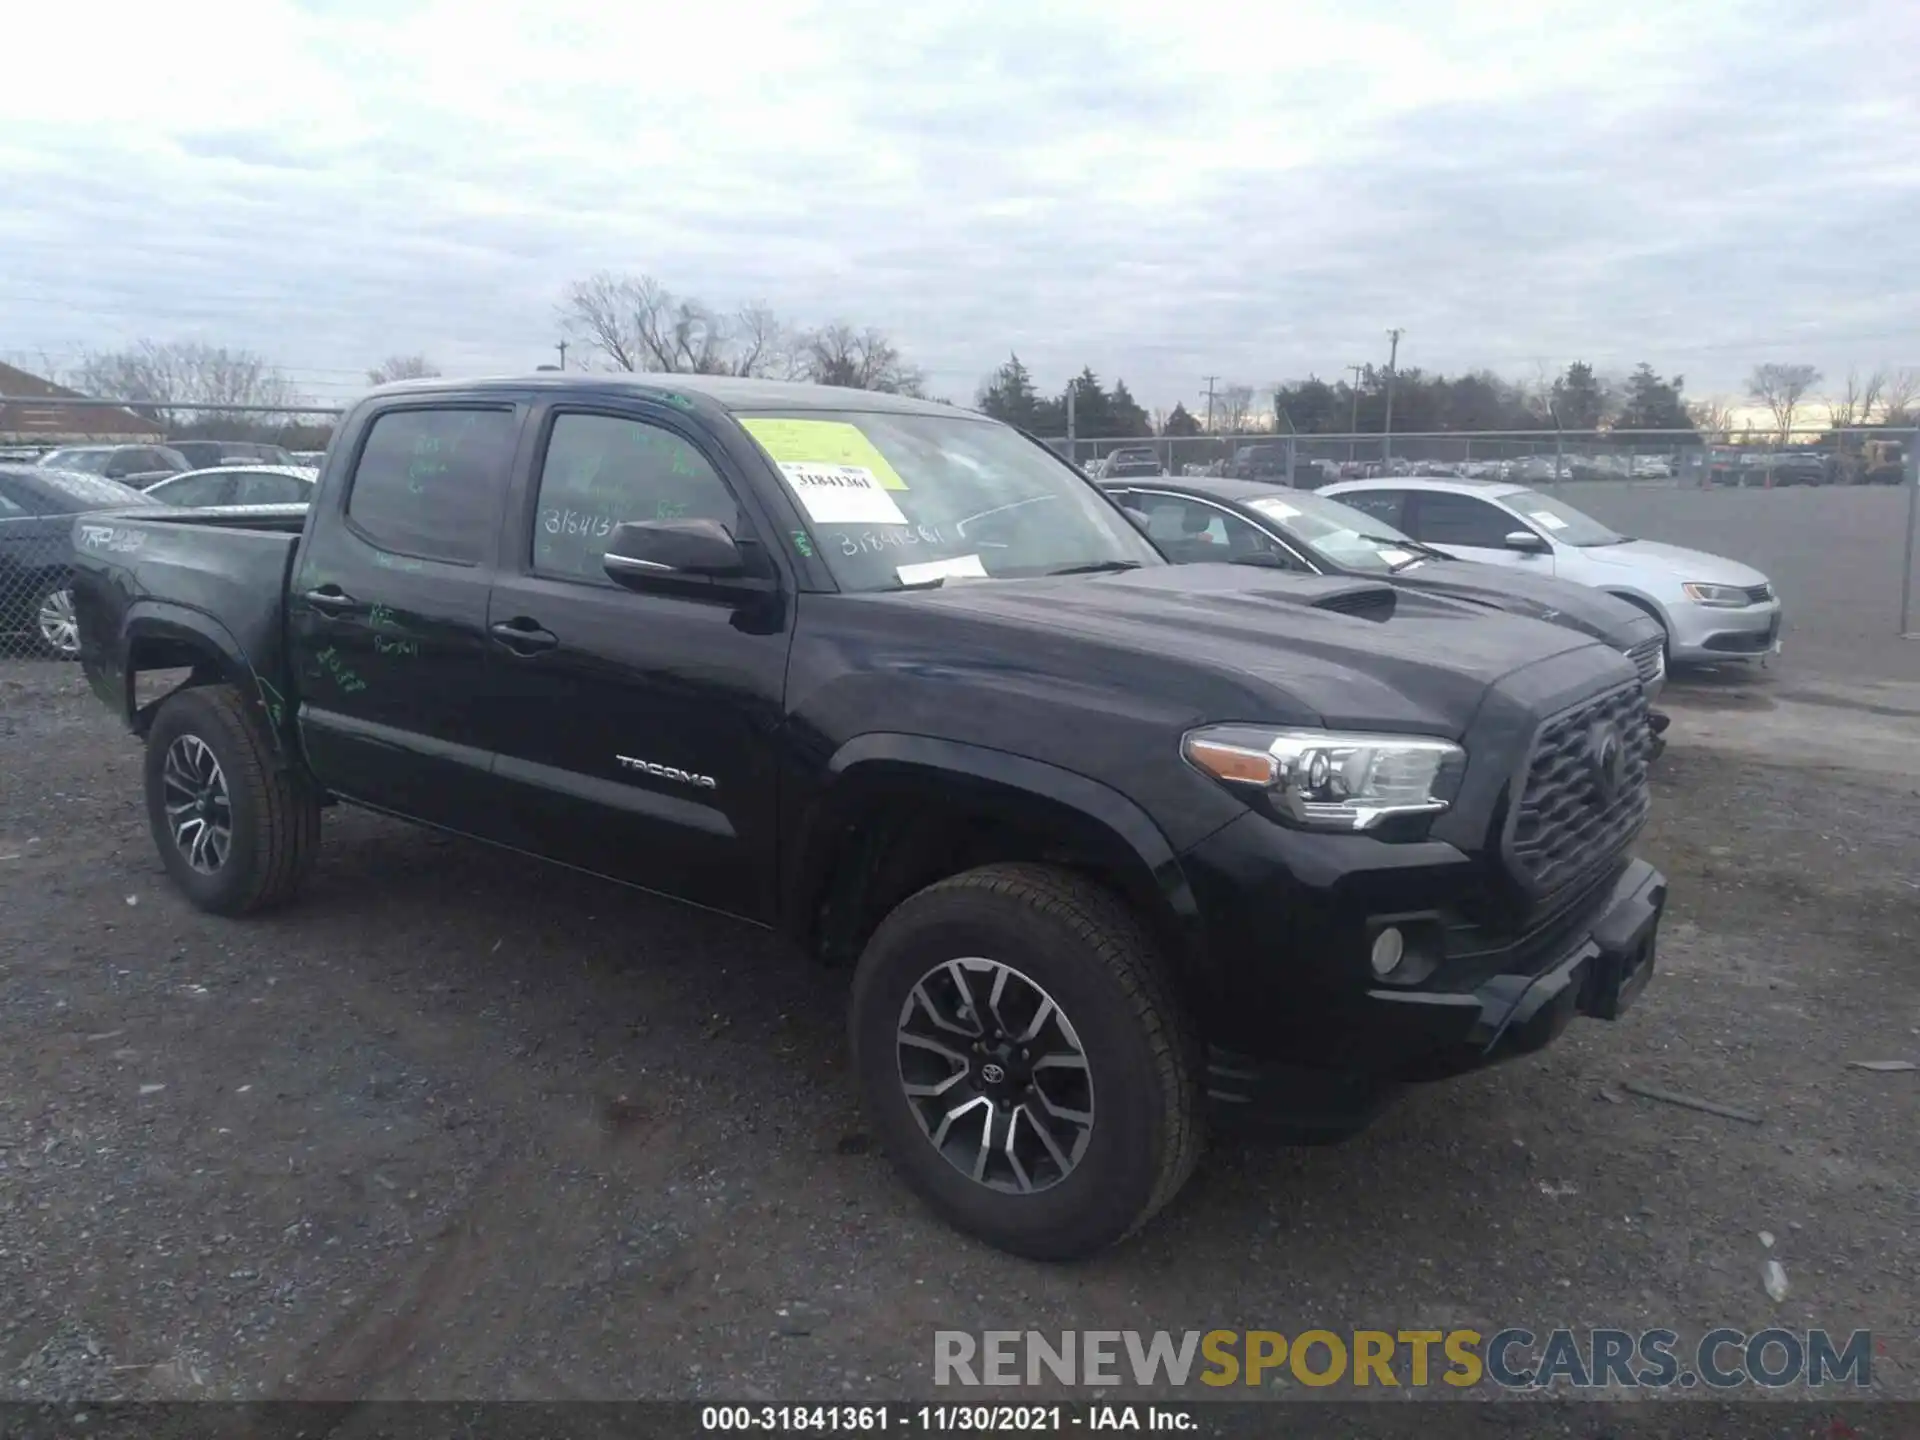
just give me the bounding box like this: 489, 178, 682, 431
900, 862, 1204, 1241
152, 684, 319, 914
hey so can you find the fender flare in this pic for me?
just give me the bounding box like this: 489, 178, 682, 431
788, 731, 1205, 967
119, 602, 290, 757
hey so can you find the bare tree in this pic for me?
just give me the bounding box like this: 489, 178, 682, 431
368, 354, 440, 386
1211, 384, 1256, 434
70, 340, 298, 429
799, 323, 925, 394
558, 271, 801, 377
733, 302, 801, 381
1745, 363, 1822, 440
1686, 396, 1739, 439
1881, 368, 1920, 426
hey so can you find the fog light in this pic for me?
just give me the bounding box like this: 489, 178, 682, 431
1370, 927, 1405, 978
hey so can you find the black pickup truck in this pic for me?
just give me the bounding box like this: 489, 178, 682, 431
70, 374, 1665, 1260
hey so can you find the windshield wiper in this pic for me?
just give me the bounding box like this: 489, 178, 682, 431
1355, 534, 1436, 571
1045, 560, 1144, 577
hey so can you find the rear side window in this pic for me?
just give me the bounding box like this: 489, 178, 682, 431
531, 412, 739, 585
346, 407, 517, 563
231, 470, 310, 505
154, 472, 234, 507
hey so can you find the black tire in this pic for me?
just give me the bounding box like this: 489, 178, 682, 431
144, 684, 320, 916
29, 576, 80, 660
849, 862, 1203, 1261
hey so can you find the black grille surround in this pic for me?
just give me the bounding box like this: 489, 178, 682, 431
1505, 682, 1653, 898
1742, 582, 1774, 605
1625, 636, 1663, 687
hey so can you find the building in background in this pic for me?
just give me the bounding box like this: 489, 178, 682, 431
0, 361, 165, 446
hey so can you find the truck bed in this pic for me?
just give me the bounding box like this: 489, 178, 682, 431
69, 504, 310, 735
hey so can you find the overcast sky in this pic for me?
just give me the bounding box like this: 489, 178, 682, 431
3, 0, 1916, 414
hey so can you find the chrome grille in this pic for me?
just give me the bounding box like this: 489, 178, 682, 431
1625, 637, 1664, 687
1507, 684, 1652, 895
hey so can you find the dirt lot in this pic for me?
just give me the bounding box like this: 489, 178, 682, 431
1, 655, 1916, 1405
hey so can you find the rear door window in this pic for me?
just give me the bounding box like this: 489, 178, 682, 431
1410, 492, 1518, 547
345, 407, 519, 563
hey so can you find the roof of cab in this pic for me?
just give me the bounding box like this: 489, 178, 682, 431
368, 372, 973, 420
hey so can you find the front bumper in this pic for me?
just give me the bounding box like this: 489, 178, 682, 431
1667, 597, 1782, 663
1197, 854, 1665, 1129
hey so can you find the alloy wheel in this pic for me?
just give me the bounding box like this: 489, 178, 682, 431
161, 734, 232, 874
895, 957, 1096, 1194
36, 588, 79, 658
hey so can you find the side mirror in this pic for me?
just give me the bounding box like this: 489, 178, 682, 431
603, 519, 775, 598
1504, 529, 1550, 553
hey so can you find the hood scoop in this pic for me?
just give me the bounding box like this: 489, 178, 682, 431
1244, 574, 1399, 623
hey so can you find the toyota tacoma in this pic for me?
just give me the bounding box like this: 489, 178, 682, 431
70, 374, 1665, 1260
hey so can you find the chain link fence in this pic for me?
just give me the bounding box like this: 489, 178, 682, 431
4, 395, 1918, 660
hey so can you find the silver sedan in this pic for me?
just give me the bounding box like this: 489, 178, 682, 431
1321, 477, 1782, 666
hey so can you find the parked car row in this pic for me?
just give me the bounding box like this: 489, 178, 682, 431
55, 372, 1775, 1260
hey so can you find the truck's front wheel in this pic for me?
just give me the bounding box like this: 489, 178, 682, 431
144, 685, 320, 916
850, 863, 1203, 1261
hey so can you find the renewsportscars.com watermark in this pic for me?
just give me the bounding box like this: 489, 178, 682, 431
934, 1328, 1874, 1391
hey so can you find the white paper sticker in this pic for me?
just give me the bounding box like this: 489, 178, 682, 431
1377, 547, 1415, 566
779, 463, 909, 527
1251, 499, 1300, 521
1529, 511, 1568, 531
897, 554, 988, 586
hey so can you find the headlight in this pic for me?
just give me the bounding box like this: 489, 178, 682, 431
1682, 582, 1752, 607
1182, 724, 1465, 831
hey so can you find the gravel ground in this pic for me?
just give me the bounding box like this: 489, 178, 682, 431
1, 657, 1915, 1405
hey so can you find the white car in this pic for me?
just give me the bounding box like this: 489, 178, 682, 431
143, 465, 316, 508
1321, 477, 1782, 666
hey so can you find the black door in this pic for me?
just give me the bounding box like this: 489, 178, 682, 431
287, 402, 524, 835
480, 404, 792, 922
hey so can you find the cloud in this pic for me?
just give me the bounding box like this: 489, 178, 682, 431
2, 0, 1916, 411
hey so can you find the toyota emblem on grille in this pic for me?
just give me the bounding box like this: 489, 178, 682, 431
1586, 720, 1627, 803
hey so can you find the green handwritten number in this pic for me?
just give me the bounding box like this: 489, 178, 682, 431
791, 529, 814, 557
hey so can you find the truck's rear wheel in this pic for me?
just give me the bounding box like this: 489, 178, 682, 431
144, 684, 320, 915
850, 863, 1203, 1261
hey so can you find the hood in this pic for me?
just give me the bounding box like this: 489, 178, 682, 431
1388, 558, 1652, 648
876, 561, 1626, 739
1577, 538, 1770, 587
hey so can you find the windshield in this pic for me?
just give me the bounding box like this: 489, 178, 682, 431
738, 410, 1160, 590
1503, 489, 1625, 546
39, 448, 109, 473
33, 470, 158, 510
1247, 492, 1424, 573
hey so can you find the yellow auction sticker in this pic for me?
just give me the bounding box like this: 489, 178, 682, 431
740, 417, 908, 490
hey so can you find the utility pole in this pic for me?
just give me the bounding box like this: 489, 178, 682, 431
555, 340, 570, 371
1345, 364, 1364, 464
1201, 376, 1219, 435
1382, 329, 1403, 462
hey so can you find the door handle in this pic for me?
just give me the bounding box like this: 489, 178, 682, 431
490, 619, 558, 654
304, 587, 358, 614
